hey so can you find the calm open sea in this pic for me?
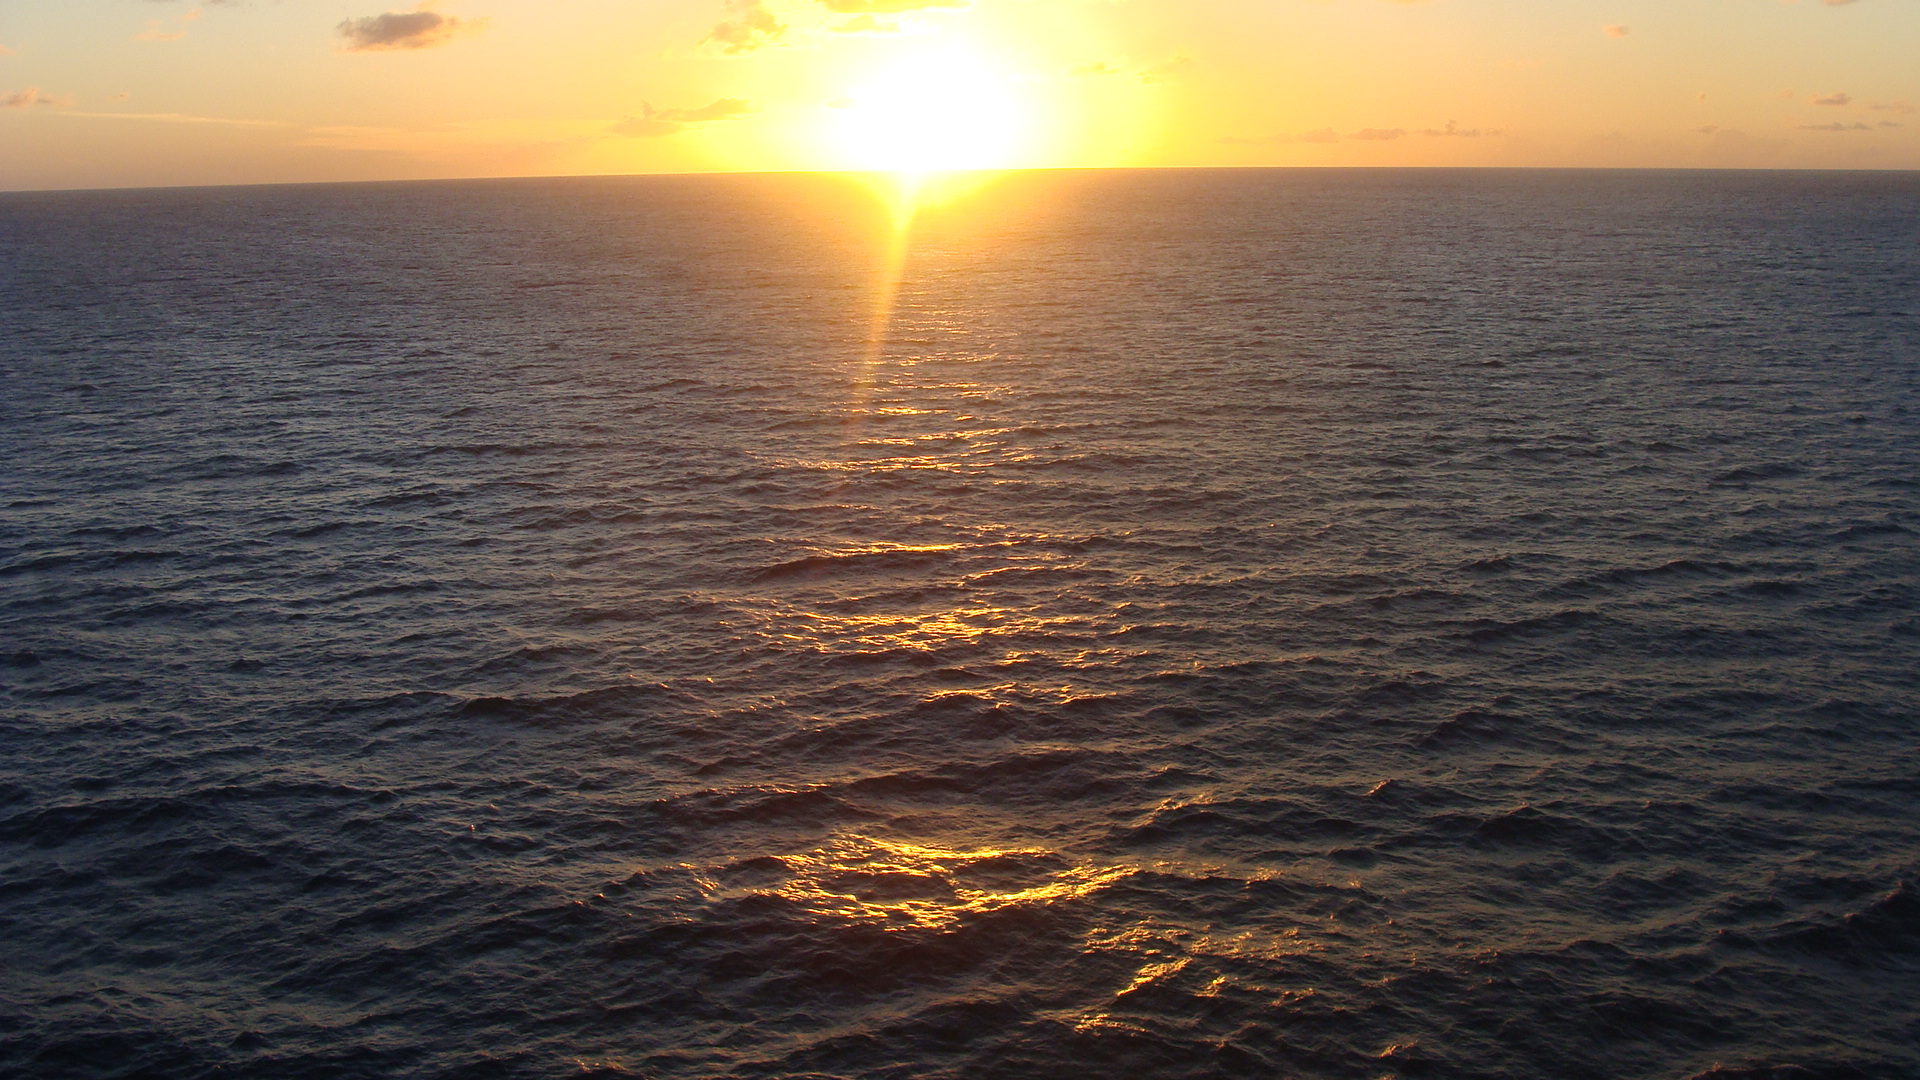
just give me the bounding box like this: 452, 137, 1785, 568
2, 169, 1918, 1079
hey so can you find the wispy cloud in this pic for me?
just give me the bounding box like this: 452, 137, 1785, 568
136, 8, 202, 42
703, 0, 962, 52
1421, 120, 1497, 137
1138, 54, 1193, 84
1604, 24, 1629, 38
1801, 122, 1873, 132
293, 118, 591, 160
4, 87, 67, 108
338, 4, 483, 52
611, 98, 753, 138
705, 0, 786, 54
1810, 92, 1852, 106
66, 110, 280, 127
1224, 121, 1504, 146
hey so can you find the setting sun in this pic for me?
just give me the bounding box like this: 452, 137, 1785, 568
822, 45, 1037, 175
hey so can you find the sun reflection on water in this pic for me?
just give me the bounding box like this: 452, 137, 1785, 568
694, 835, 1133, 932
1062, 871, 1324, 1035
848, 169, 1013, 404
774, 837, 1129, 930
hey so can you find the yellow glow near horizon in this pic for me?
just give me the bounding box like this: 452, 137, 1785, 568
4, 0, 1920, 189
823, 45, 1037, 176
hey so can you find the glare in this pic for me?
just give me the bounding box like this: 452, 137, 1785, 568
826, 45, 1035, 176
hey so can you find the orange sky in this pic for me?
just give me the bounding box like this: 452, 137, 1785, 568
2, 0, 1916, 190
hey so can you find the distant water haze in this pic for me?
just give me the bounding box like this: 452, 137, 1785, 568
1, 169, 1918, 1079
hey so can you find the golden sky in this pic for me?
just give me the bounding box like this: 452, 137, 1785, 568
2, 0, 1915, 189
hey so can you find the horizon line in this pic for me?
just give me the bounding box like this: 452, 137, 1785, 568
4, 162, 1919, 198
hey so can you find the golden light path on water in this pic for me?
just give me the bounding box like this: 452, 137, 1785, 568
633, 831, 1327, 1040
857, 172, 922, 378
692, 177, 1348, 1038
853, 170, 1008, 378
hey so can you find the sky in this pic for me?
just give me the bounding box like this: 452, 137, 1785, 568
1, 0, 1916, 190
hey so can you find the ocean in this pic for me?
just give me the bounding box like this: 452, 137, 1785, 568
1, 168, 1917, 1079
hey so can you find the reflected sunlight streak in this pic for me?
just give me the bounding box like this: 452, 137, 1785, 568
853, 169, 1009, 404
744, 836, 1131, 931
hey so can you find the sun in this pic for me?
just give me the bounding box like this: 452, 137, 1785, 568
824, 45, 1036, 175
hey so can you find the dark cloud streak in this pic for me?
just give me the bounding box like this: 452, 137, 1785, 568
338, 8, 479, 52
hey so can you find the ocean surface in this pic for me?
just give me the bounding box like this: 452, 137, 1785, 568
2, 168, 1918, 1080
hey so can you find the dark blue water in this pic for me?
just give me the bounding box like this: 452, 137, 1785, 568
2, 169, 1918, 1080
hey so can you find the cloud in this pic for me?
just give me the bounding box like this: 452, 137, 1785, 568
706, 0, 786, 54
337, 5, 482, 52
703, 0, 964, 52
1811, 92, 1852, 106
611, 98, 753, 138
819, 0, 965, 9
1420, 120, 1498, 137
1604, 24, 1629, 38
1800, 122, 1873, 132
4, 87, 66, 108
1868, 100, 1915, 115
136, 7, 201, 42
293, 118, 592, 161
0, 44, 14, 57
1223, 121, 1505, 146
67, 109, 279, 126
1070, 61, 1123, 77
